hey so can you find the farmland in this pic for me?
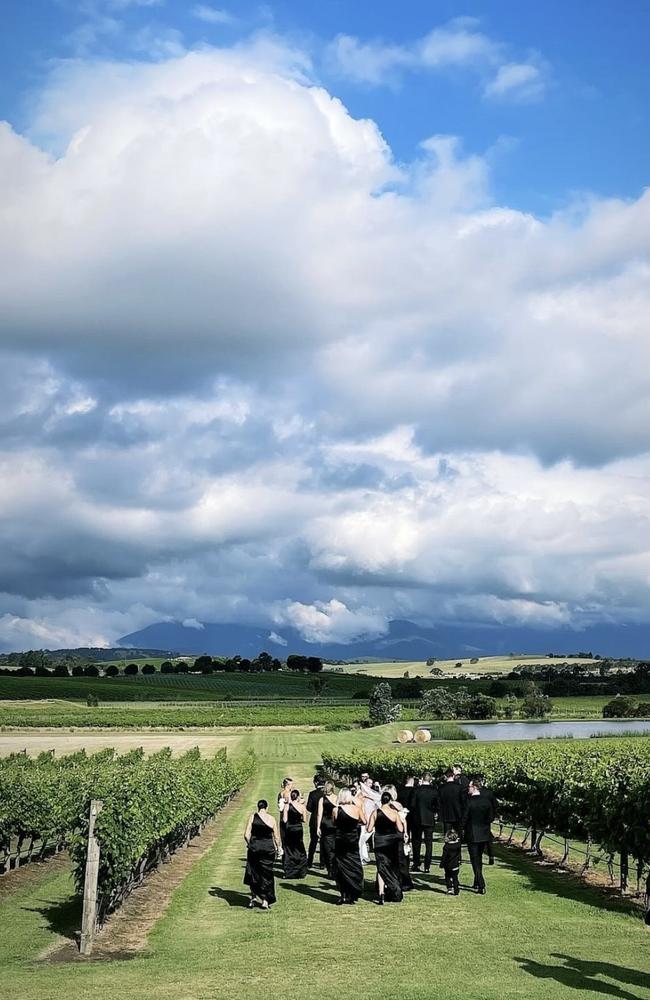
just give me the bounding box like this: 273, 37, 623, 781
340, 655, 602, 677
1, 725, 649, 1000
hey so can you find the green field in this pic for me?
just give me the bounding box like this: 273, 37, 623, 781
342, 655, 601, 677
1, 726, 648, 1000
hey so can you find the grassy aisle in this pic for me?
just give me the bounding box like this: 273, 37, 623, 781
1, 728, 649, 1000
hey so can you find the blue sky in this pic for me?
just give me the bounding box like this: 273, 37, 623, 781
0, 1, 649, 650
3, 0, 649, 214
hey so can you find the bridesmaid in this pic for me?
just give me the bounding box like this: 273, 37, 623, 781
283, 788, 309, 878
316, 781, 338, 877
367, 790, 404, 904
277, 776, 293, 850
333, 788, 364, 904
384, 783, 413, 892
244, 799, 280, 910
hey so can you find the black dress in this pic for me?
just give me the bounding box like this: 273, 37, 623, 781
283, 803, 308, 879
373, 809, 403, 902
320, 797, 337, 877
334, 807, 364, 901
244, 813, 276, 904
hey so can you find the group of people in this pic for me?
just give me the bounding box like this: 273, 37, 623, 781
243, 765, 497, 909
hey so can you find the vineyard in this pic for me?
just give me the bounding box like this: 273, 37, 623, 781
0, 745, 254, 944
322, 738, 650, 893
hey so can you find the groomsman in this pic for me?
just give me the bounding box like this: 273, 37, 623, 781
453, 763, 470, 792
477, 774, 498, 865
462, 778, 495, 893
412, 772, 438, 872
438, 768, 463, 835
306, 775, 325, 867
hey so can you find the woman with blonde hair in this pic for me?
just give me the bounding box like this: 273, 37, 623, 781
333, 787, 364, 904
316, 781, 338, 878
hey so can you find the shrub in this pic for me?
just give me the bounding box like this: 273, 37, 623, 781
603, 694, 638, 718
521, 683, 552, 718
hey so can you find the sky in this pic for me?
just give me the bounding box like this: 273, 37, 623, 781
0, 1, 649, 651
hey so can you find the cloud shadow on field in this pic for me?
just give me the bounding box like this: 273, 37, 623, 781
515, 955, 649, 1000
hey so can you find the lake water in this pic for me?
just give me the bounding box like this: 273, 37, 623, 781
457, 719, 650, 741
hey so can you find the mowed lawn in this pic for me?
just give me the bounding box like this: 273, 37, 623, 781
1, 728, 649, 1000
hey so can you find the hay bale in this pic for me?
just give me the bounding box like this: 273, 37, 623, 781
414, 728, 431, 743
397, 729, 414, 744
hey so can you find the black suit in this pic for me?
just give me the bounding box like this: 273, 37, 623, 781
306, 788, 324, 866
438, 780, 463, 834
412, 784, 438, 871
462, 793, 494, 891
455, 773, 470, 793
481, 786, 498, 863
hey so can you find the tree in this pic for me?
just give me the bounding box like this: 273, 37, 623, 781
142, 663, 156, 675
603, 694, 637, 719
86, 693, 99, 707
53, 663, 70, 677
192, 655, 212, 673
84, 665, 99, 677
309, 677, 329, 699
368, 683, 402, 725
174, 661, 189, 673
34, 665, 52, 677
521, 683, 552, 718
307, 656, 323, 673
466, 694, 497, 720
286, 654, 307, 672
124, 663, 139, 676
71, 665, 85, 677
256, 651, 273, 671
420, 687, 457, 720
105, 664, 119, 677
18, 650, 49, 671
454, 662, 463, 669
160, 660, 175, 674
488, 680, 508, 699
403, 670, 410, 678
425, 657, 436, 666
501, 693, 518, 719
470, 657, 479, 664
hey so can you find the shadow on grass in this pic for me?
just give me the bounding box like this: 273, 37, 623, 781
209, 886, 251, 908
23, 893, 81, 942
496, 845, 638, 917
280, 881, 336, 904
515, 954, 649, 1000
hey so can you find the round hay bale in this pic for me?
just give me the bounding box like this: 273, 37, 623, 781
397, 729, 414, 744
414, 728, 432, 743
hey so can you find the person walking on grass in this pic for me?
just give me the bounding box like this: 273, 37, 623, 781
283, 788, 309, 879
306, 774, 325, 867
317, 781, 338, 877
477, 773, 498, 865
438, 768, 463, 836
439, 828, 462, 895
462, 778, 494, 894
244, 799, 280, 910
411, 771, 438, 873
367, 790, 404, 904
277, 776, 293, 849
334, 788, 364, 904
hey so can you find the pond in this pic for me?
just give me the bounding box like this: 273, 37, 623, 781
456, 719, 650, 741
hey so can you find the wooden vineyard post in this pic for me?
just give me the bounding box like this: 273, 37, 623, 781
79, 800, 103, 956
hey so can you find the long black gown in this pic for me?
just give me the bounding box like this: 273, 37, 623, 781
334, 807, 364, 901
320, 797, 337, 877
283, 803, 308, 878
244, 813, 276, 904
373, 809, 403, 902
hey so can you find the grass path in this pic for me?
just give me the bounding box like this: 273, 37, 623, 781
1, 728, 649, 1000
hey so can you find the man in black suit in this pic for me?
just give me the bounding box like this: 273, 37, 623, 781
453, 763, 470, 793
477, 773, 498, 865
306, 775, 325, 867
438, 768, 463, 835
411, 771, 438, 872
462, 777, 494, 893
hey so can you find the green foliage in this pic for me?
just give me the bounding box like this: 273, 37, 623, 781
368, 683, 401, 725
322, 738, 650, 870
420, 686, 497, 719
603, 694, 650, 718
521, 682, 553, 718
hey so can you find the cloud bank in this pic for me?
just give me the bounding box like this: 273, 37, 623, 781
0, 36, 649, 649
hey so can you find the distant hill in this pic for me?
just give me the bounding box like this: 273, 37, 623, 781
116, 618, 650, 660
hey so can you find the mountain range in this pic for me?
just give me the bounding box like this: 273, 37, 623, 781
116, 618, 650, 660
